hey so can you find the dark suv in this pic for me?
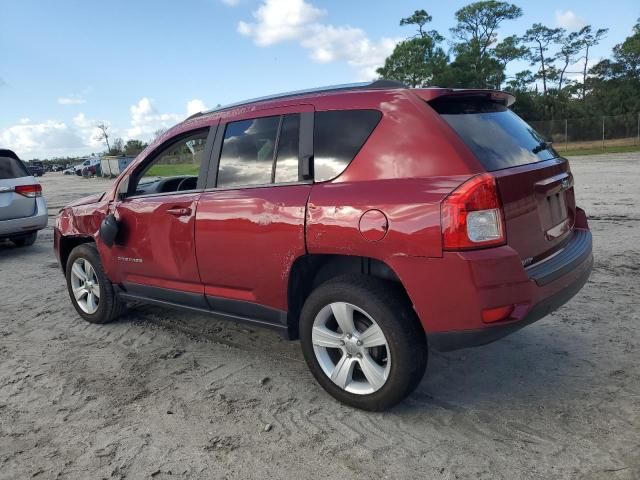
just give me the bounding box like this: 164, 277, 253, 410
54, 81, 592, 410
26, 161, 45, 177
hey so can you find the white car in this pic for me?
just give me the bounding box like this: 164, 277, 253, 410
0, 149, 48, 246
64, 158, 101, 175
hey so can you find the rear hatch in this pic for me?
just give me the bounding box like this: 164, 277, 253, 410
430, 95, 576, 264
0, 153, 37, 221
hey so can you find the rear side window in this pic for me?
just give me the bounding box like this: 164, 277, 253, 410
0, 155, 29, 179
217, 114, 302, 187
314, 110, 382, 182
431, 97, 557, 171
274, 114, 300, 183
218, 116, 280, 188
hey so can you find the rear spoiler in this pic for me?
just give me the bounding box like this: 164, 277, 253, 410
412, 88, 516, 107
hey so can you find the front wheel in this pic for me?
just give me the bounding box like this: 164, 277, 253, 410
299, 276, 427, 411
66, 243, 125, 324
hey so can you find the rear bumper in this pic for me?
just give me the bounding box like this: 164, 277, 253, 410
0, 197, 48, 237
429, 248, 592, 351
389, 228, 593, 352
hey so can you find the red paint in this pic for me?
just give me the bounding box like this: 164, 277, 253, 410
54, 84, 592, 345
195, 185, 311, 310
358, 210, 388, 242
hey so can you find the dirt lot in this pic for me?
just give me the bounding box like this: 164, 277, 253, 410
1, 155, 638, 480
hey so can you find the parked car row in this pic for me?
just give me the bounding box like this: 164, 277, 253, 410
63, 157, 101, 176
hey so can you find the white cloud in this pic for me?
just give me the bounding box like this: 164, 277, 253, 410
0, 119, 86, 159
555, 10, 587, 31
72, 113, 105, 150
126, 97, 184, 139
238, 0, 325, 46
187, 98, 207, 116
57, 94, 86, 105
1, 98, 210, 158
238, 0, 397, 80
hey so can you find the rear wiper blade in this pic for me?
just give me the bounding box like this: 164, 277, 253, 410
532, 141, 553, 154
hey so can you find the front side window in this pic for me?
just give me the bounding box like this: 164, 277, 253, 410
132, 131, 208, 195
313, 109, 382, 182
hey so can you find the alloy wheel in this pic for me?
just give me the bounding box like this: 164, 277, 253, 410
311, 302, 390, 395
70, 258, 101, 314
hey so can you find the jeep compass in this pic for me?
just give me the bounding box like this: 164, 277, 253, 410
54, 81, 593, 410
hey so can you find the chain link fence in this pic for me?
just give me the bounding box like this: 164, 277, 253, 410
528, 113, 640, 152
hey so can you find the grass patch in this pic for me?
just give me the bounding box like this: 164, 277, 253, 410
145, 164, 200, 176
561, 144, 640, 157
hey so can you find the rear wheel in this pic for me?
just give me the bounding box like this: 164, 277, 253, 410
66, 243, 125, 324
11, 231, 37, 247
299, 276, 427, 411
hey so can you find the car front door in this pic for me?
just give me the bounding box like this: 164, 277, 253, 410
107, 126, 216, 304
195, 106, 313, 324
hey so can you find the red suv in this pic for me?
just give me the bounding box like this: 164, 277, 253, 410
54, 81, 593, 410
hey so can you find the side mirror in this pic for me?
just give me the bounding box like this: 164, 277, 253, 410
117, 175, 130, 200
99, 214, 120, 248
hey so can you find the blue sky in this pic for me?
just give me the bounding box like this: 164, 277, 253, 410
1, 0, 638, 159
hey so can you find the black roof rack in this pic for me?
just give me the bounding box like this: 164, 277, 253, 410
187, 80, 408, 120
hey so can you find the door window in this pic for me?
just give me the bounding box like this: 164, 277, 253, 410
131, 131, 208, 195
217, 116, 280, 188
274, 114, 300, 183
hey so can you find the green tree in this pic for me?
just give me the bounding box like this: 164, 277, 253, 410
588, 19, 640, 115
554, 29, 583, 92
494, 35, 528, 89
577, 26, 608, 99
376, 9, 448, 87
109, 137, 124, 155
450, 1, 523, 87
522, 24, 563, 100
124, 139, 148, 156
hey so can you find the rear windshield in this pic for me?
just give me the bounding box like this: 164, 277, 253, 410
0, 155, 29, 179
431, 97, 558, 171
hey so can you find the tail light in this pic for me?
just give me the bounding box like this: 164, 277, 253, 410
14, 184, 42, 198
441, 173, 505, 250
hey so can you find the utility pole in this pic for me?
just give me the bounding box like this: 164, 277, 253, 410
565, 118, 568, 151
602, 117, 605, 150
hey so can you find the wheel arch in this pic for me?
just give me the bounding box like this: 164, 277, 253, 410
59, 235, 95, 273
286, 254, 413, 339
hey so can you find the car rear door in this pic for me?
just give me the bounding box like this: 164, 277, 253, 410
194, 105, 313, 320
107, 126, 216, 301
0, 152, 37, 221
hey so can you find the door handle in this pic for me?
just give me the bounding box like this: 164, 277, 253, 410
166, 207, 192, 216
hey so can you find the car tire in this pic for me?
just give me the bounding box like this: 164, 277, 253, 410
299, 275, 427, 411
11, 231, 37, 247
65, 243, 125, 324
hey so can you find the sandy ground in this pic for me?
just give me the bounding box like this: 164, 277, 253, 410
0, 155, 638, 480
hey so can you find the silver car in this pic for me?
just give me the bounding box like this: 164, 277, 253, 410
0, 149, 48, 246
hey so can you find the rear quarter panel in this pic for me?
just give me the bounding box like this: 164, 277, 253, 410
306, 90, 481, 261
